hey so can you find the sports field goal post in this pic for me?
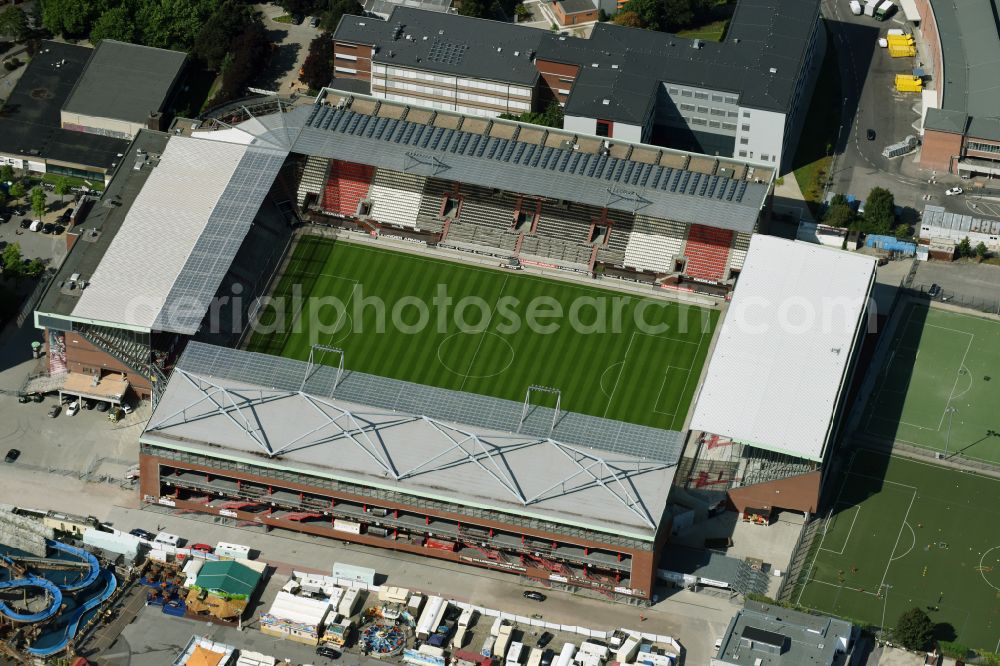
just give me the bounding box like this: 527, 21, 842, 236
301, 344, 345, 392
518, 385, 561, 435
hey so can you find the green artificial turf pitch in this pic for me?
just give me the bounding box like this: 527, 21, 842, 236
247, 237, 718, 430
860, 301, 1000, 465
796, 450, 1000, 649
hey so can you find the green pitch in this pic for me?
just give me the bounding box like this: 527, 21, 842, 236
861, 301, 1000, 465
796, 450, 1000, 650
247, 236, 717, 430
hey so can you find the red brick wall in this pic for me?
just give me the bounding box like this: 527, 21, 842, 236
912, 0, 942, 107
552, 3, 598, 25
333, 41, 372, 81
535, 58, 579, 107
64, 331, 152, 397
920, 129, 963, 171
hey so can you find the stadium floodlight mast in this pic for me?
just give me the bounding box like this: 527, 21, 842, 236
301, 344, 345, 393
518, 385, 561, 436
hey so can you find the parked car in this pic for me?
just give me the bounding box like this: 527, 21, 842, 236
121, 401, 134, 415
4, 448, 20, 463
945, 187, 963, 196
47, 404, 61, 418
83, 399, 95, 410
537, 632, 554, 649
540, 649, 555, 666
928, 283, 941, 298
53, 224, 65, 235
190, 543, 214, 554
19, 218, 31, 229
95, 401, 109, 412
309, 15, 319, 27
290, 13, 303, 24
866, 128, 876, 141
41, 222, 55, 234
316, 645, 342, 659
522, 590, 546, 602
65, 401, 79, 416
129, 528, 155, 541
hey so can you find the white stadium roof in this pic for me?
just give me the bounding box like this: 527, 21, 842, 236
71, 134, 287, 334
142, 343, 676, 539
690, 236, 876, 462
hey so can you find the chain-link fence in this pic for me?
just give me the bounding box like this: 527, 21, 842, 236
907, 282, 1000, 315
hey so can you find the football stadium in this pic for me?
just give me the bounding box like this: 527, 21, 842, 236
31, 90, 878, 601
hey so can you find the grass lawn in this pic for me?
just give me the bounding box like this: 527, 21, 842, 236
247, 237, 718, 430
792, 25, 842, 211
272, 14, 295, 23
795, 450, 1000, 650
41, 172, 104, 192
677, 19, 730, 41
860, 301, 1000, 466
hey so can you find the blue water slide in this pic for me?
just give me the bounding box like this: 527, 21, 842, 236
45, 540, 100, 591
0, 576, 63, 622
26, 568, 118, 657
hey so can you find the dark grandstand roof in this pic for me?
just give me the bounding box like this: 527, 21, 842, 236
334, 8, 541, 86
0, 41, 127, 170
62, 40, 187, 124
283, 97, 768, 233
329, 77, 373, 95
541, 0, 820, 120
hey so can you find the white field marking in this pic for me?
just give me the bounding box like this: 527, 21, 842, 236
603, 331, 636, 419
844, 470, 918, 490
890, 521, 916, 562
458, 275, 510, 392
879, 488, 918, 593
651, 365, 692, 417
669, 328, 706, 429
936, 331, 975, 430
819, 504, 861, 556
803, 577, 875, 595
868, 413, 943, 431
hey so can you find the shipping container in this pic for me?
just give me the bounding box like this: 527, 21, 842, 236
458, 607, 476, 628
416, 596, 448, 640
555, 644, 577, 666
338, 587, 362, 616
526, 648, 543, 666
495, 624, 514, 660
333, 519, 363, 535
895, 74, 922, 92
864, 0, 880, 15
425, 538, 457, 552
481, 635, 496, 659
453, 626, 469, 650
215, 542, 251, 559
507, 642, 525, 666
888, 45, 916, 57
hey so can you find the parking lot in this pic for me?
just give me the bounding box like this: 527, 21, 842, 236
253, 3, 324, 94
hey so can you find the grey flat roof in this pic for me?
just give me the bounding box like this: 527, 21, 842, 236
142, 342, 677, 538
716, 601, 854, 665
967, 116, 1000, 142
0, 41, 127, 170
275, 96, 768, 233
35, 131, 170, 324
927, 0, 1000, 127
62, 40, 187, 124
556, 0, 597, 14
364, 0, 452, 18
334, 8, 541, 86
923, 107, 968, 135
920, 204, 1000, 235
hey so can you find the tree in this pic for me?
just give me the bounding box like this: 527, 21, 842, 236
620, 0, 662, 29
458, 0, 490, 18
279, 0, 321, 14
863, 186, 895, 235
975, 241, 988, 259
0, 6, 29, 40
823, 194, 854, 228
0, 164, 13, 183
54, 177, 72, 202
514, 3, 530, 20
135, 0, 215, 51
210, 20, 271, 106
40, 0, 102, 38
612, 10, 643, 26
661, 0, 695, 31
892, 223, 911, 239
30, 186, 45, 219
957, 235, 972, 258
1, 242, 24, 281
300, 32, 335, 90
319, 0, 364, 31
90, 4, 137, 44
894, 607, 934, 651
500, 101, 564, 128
8, 181, 24, 205
191, 1, 257, 70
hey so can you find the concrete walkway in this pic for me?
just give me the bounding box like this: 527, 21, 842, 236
772, 174, 816, 223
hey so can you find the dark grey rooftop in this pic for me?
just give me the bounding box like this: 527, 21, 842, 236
928, 0, 1000, 122
923, 107, 968, 135
364, 0, 452, 19
545, 0, 820, 120
562, 66, 659, 126
716, 601, 855, 666
334, 8, 541, 86
35, 131, 170, 322
329, 77, 374, 95
0, 41, 127, 170
556, 0, 598, 14
281, 96, 768, 233
967, 116, 1000, 143
62, 40, 187, 125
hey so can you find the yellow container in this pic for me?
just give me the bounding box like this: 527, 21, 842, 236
888, 45, 916, 57
887, 35, 915, 45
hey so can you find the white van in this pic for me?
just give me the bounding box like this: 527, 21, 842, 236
29, 219, 42, 232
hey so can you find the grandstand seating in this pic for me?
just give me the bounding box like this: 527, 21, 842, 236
445, 220, 519, 255
520, 235, 592, 267
368, 169, 427, 228
321, 160, 375, 217
683, 224, 733, 280
297, 155, 327, 208
728, 232, 751, 272
454, 185, 517, 232
535, 202, 601, 246
416, 178, 455, 229
623, 216, 687, 273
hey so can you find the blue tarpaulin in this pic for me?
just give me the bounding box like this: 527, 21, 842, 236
866, 234, 916, 255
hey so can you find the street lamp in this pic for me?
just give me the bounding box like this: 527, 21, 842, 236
945, 407, 958, 458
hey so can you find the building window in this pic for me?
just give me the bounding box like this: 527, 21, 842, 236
741, 124, 750, 132
680, 103, 695, 111
722, 123, 736, 131
681, 90, 693, 97
335, 66, 357, 75
738, 150, 748, 157
967, 141, 1000, 155
709, 121, 720, 128
743, 110, 751, 117
725, 96, 738, 104
740, 137, 749, 145
669, 87, 679, 94
694, 91, 708, 99
559, 77, 575, 84
557, 88, 571, 95
728, 111, 738, 118
691, 118, 707, 125
711, 94, 723, 102
761, 153, 769, 161
596, 119, 613, 137
696, 106, 708, 114
335, 53, 358, 61
711, 108, 726, 116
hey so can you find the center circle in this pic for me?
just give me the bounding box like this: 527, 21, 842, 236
979, 546, 1000, 591
437, 332, 515, 379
